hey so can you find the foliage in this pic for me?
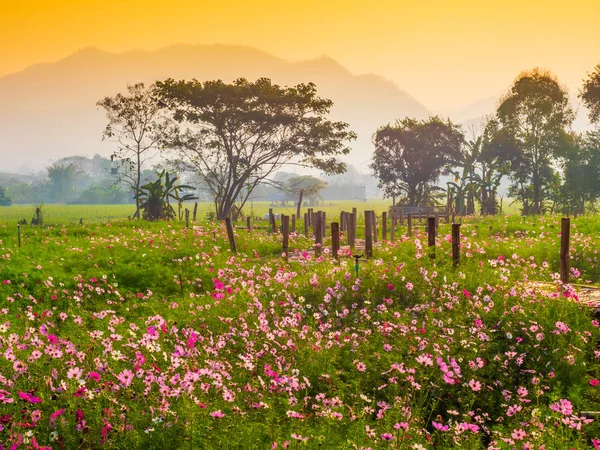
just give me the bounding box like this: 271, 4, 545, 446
97, 83, 166, 218
0, 186, 11, 206
135, 170, 197, 221
493, 68, 574, 215
0, 214, 599, 448
580, 63, 600, 125
46, 162, 85, 203
371, 116, 464, 206
155, 77, 356, 220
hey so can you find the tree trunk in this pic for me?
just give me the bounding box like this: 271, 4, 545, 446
296, 189, 304, 218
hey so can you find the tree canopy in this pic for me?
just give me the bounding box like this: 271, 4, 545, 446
370, 116, 463, 206
580, 64, 600, 125
155, 77, 355, 219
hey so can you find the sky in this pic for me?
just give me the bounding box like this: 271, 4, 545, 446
1, 0, 600, 109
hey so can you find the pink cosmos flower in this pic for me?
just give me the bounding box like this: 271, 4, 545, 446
432, 421, 449, 431
590, 379, 599, 387
356, 362, 366, 372
381, 433, 395, 441
210, 410, 225, 418
19, 391, 42, 403
117, 369, 134, 387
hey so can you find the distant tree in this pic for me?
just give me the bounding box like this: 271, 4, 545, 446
97, 83, 166, 218
580, 64, 600, 125
284, 175, 327, 216
371, 116, 463, 206
155, 78, 355, 220
494, 68, 574, 214
135, 170, 197, 221
47, 162, 84, 203
0, 187, 11, 206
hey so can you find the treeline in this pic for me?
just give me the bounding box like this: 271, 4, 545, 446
372, 67, 600, 216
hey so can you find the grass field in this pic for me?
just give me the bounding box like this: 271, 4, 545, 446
0, 209, 598, 449
0, 200, 523, 225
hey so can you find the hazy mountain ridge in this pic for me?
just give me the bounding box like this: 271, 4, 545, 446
0, 44, 433, 172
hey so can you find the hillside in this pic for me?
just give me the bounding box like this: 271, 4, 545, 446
0, 44, 430, 172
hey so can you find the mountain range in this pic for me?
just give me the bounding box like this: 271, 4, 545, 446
0, 44, 585, 174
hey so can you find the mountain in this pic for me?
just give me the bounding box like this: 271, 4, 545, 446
0, 44, 430, 172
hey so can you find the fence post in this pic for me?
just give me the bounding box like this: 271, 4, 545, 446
307, 208, 312, 227
291, 214, 296, 233
408, 214, 412, 237
331, 222, 340, 260
365, 210, 373, 258
304, 213, 309, 237
225, 217, 237, 254
315, 212, 323, 257
382, 211, 387, 242
390, 211, 395, 242
185, 209, 190, 228
17, 224, 21, 248
322, 212, 327, 238
428, 216, 436, 258
247, 216, 252, 232
560, 217, 570, 285
349, 212, 356, 249
452, 223, 461, 267
372, 211, 378, 244
282, 215, 290, 260
193, 202, 198, 222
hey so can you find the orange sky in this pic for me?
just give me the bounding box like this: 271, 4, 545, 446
2, 0, 599, 109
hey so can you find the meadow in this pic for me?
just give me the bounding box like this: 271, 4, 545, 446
0, 208, 599, 449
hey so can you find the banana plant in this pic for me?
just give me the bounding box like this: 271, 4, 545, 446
135, 170, 198, 221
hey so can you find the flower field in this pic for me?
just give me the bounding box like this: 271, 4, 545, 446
0, 214, 599, 449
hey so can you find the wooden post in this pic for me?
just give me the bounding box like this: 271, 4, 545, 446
408, 214, 413, 237
291, 214, 296, 233
17, 224, 21, 248
193, 202, 198, 222
390, 211, 395, 243
307, 208, 312, 227
225, 218, 237, 254
247, 216, 251, 232
304, 213, 309, 237
382, 211, 387, 242
185, 209, 190, 228
322, 212, 327, 238
340, 211, 345, 232
399, 209, 404, 226
452, 223, 461, 267
365, 210, 373, 258
560, 217, 570, 284
331, 222, 340, 260
282, 215, 290, 260
428, 216, 436, 258
269, 208, 275, 232
315, 212, 323, 257
349, 212, 356, 249
372, 211, 378, 244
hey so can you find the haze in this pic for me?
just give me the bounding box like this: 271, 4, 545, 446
1, 0, 599, 171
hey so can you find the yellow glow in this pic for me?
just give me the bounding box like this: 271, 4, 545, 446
2, 0, 599, 108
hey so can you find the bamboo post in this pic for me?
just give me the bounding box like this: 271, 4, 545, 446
331, 222, 340, 260
247, 216, 251, 232
282, 215, 290, 260
304, 213, 309, 237
315, 212, 323, 257
365, 210, 373, 258
452, 223, 461, 267
382, 211, 387, 242
225, 218, 237, 254
349, 212, 356, 249
560, 217, 570, 285
291, 214, 296, 233
408, 214, 412, 237
193, 202, 198, 222
428, 216, 436, 258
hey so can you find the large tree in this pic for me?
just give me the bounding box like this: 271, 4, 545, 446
47, 162, 84, 203
580, 64, 600, 125
155, 78, 355, 220
495, 68, 574, 214
97, 83, 166, 218
370, 116, 463, 206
